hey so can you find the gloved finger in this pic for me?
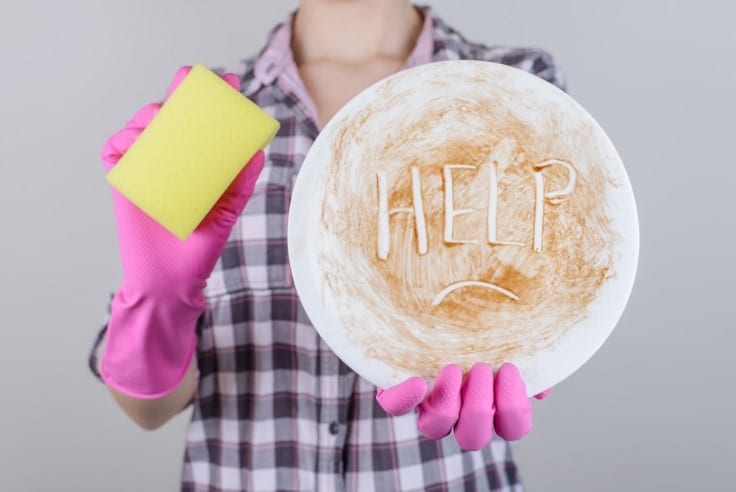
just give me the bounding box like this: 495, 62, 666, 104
125, 102, 162, 130
165, 66, 193, 99
376, 377, 427, 416
534, 388, 552, 400
101, 126, 143, 171
101, 101, 161, 171
165, 67, 240, 100
208, 150, 266, 229
493, 363, 532, 441
221, 73, 241, 92
236, 149, 266, 199
416, 364, 462, 440
454, 363, 494, 451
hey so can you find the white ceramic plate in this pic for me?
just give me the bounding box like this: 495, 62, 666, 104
288, 60, 638, 396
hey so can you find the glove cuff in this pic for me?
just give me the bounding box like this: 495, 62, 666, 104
100, 286, 204, 399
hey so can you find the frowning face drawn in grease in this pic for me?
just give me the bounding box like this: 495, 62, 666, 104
289, 61, 639, 393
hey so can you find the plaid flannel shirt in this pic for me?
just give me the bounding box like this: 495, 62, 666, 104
90, 7, 565, 491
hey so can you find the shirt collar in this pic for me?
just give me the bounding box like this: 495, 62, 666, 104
253, 5, 437, 87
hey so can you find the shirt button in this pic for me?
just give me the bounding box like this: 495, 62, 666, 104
328, 421, 340, 435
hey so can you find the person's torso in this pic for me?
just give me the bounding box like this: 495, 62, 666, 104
183, 9, 564, 492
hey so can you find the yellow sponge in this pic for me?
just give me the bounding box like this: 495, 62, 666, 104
106, 64, 280, 240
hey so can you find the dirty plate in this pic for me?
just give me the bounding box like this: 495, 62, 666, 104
288, 60, 639, 396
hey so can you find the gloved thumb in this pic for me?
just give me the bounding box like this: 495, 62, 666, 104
208, 150, 265, 229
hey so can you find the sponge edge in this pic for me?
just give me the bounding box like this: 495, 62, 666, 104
106, 64, 280, 240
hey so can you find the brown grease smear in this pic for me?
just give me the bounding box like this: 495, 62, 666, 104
318, 71, 616, 379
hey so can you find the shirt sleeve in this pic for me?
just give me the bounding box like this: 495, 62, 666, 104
493, 47, 567, 92
87, 294, 113, 382
527, 49, 567, 92
470, 43, 568, 93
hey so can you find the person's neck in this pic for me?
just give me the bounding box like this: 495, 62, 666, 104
292, 0, 423, 66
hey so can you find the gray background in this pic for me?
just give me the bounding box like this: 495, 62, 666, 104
1, 0, 733, 490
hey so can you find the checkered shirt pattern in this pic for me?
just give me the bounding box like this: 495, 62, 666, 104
90, 7, 565, 491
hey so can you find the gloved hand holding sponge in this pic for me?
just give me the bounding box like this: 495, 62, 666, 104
100, 65, 279, 398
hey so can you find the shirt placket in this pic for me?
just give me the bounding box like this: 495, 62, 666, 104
317, 341, 346, 492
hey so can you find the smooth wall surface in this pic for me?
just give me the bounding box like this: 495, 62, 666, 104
1, 1, 733, 490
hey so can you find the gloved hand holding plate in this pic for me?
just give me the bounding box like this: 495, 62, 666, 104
288, 60, 639, 396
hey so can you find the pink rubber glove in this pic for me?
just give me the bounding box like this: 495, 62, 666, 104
377, 363, 550, 451
100, 67, 265, 398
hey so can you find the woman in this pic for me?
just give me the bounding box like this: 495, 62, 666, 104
90, 1, 565, 490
